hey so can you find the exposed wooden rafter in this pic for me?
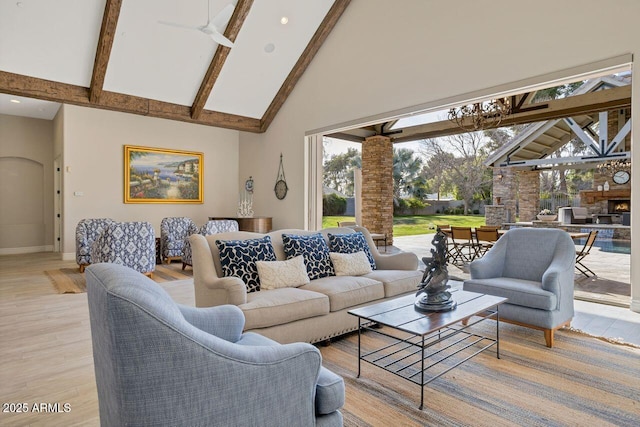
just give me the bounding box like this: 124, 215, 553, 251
191, 0, 253, 120
0, 71, 262, 132
259, 0, 351, 132
391, 85, 631, 143
89, 0, 122, 104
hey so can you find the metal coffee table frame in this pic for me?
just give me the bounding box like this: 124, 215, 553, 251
349, 291, 507, 409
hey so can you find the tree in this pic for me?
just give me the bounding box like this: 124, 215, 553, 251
322, 148, 361, 196
393, 148, 424, 203
420, 132, 491, 214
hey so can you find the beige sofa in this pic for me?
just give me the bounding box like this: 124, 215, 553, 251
190, 226, 423, 344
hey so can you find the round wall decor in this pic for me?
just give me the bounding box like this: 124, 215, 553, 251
274, 154, 288, 200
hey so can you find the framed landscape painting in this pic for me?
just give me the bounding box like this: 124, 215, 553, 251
124, 145, 203, 204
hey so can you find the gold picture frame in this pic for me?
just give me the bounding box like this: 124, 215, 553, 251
124, 145, 203, 204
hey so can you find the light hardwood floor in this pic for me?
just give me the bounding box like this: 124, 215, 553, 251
1, 252, 638, 426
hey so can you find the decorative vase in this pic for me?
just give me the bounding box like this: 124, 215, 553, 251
597, 185, 603, 191
537, 214, 557, 222
603, 181, 610, 191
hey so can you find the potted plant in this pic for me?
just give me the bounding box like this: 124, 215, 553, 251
537, 208, 557, 221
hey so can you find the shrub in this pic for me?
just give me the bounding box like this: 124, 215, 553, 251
323, 193, 347, 215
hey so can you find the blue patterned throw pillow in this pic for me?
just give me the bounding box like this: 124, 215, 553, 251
216, 236, 277, 292
282, 233, 335, 280
328, 232, 376, 270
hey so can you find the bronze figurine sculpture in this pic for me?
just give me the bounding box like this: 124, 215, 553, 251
415, 230, 457, 312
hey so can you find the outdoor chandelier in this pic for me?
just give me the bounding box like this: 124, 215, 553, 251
448, 98, 511, 132
596, 158, 630, 176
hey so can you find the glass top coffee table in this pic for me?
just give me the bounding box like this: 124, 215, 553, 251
348, 290, 507, 409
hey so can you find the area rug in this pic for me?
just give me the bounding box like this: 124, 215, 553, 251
319, 322, 640, 427
46, 263, 193, 294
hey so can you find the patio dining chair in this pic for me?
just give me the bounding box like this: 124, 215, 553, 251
575, 230, 599, 277
475, 228, 500, 256
450, 226, 479, 265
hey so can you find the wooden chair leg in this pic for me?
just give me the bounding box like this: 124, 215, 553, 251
79, 265, 85, 273
461, 317, 470, 326
544, 329, 554, 348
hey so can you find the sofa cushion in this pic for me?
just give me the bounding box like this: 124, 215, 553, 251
329, 251, 372, 276
300, 276, 384, 312
216, 236, 277, 293
239, 288, 330, 329
256, 255, 310, 290
364, 269, 423, 298
282, 233, 335, 280
463, 277, 557, 310
328, 232, 376, 270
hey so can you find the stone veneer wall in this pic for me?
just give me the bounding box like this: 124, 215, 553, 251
492, 168, 517, 222
361, 135, 394, 245
485, 205, 506, 226
517, 170, 540, 221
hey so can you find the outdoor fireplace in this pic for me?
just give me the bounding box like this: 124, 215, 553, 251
608, 200, 630, 213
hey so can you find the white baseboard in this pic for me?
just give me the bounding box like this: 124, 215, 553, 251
62, 252, 76, 261
631, 299, 640, 314
0, 245, 54, 255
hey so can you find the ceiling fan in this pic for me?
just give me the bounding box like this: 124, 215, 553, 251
159, 2, 236, 48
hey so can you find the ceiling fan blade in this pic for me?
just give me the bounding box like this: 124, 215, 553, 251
158, 21, 201, 31
208, 30, 234, 48
211, 3, 235, 30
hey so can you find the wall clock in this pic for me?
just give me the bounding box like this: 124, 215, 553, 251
245, 176, 254, 193
612, 170, 630, 185
274, 154, 288, 200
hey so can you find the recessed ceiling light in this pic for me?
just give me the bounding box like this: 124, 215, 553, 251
10, 99, 21, 104
280, 16, 288, 25
264, 43, 275, 53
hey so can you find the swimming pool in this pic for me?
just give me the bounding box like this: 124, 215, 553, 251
574, 238, 631, 255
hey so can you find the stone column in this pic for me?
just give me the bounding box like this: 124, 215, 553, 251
361, 135, 394, 245
518, 170, 540, 221
491, 168, 517, 223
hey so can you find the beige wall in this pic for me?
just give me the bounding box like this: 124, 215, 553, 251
59, 105, 240, 259
238, 0, 640, 309
0, 114, 54, 253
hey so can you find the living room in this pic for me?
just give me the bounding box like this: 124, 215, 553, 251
1, 0, 640, 425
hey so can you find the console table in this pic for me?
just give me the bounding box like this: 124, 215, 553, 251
209, 217, 272, 233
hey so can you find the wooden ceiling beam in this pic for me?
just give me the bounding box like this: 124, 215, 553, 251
0, 71, 261, 132
391, 85, 631, 143
191, 0, 253, 120
89, 0, 122, 104
259, 0, 351, 132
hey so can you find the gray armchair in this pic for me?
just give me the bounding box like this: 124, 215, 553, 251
86, 263, 344, 427
463, 228, 575, 347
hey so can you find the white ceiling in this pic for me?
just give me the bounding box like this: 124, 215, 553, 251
0, 0, 336, 121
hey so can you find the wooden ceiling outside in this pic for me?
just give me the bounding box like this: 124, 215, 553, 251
0, 0, 351, 133
328, 85, 631, 143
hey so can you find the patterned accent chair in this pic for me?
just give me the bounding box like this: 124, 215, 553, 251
182, 220, 239, 270
86, 263, 345, 426
91, 222, 156, 276
76, 218, 115, 272
160, 217, 197, 264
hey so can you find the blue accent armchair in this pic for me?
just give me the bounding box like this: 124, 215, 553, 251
160, 217, 197, 264
463, 228, 575, 347
90, 221, 156, 276
182, 220, 239, 269
75, 218, 114, 272
86, 263, 344, 427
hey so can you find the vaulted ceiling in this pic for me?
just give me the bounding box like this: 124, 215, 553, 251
0, 0, 350, 131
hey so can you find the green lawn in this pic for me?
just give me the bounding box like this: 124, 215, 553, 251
323, 215, 487, 236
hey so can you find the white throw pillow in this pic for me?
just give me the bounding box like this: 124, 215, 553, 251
329, 251, 373, 276
256, 255, 310, 290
